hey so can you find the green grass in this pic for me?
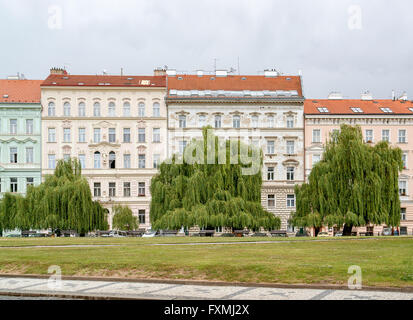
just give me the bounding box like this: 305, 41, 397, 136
0, 237, 412, 288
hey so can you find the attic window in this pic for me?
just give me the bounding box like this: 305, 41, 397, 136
317, 107, 329, 113
286, 77, 291, 80
52, 82, 57, 85
241, 77, 247, 80
127, 77, 133, 80
177, 77, 183, 80
3, 94, 9, 98
210, 77, 215, 80
98, 83, 105, 86
380, 107, 393, 113
408, 108, 413, 112
78, 82, 84, 86
62, 76, 69, 80
351, 107, 363, 113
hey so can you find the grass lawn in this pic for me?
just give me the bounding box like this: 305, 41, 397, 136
0, 237, 412, 288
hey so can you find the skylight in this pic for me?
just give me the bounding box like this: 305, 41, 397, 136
351, 107, 363, 113
380, 107, 393, 113
409, 108, 413, 112
317, 107, 329, 113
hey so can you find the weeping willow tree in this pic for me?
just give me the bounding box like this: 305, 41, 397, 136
290, 124, 403, 236
150, 127, 280, 231
0, 159, 109, 233
112, 205, 138, 231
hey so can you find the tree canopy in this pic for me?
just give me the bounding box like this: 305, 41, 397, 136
290, 124, 403, 235
150, 128, 280, 231
0, 159, 108, 233
112, 205, 138, 231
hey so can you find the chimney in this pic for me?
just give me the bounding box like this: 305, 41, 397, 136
50, 67, 67, 75
361, 91, 373, 101
392, 90, 396, 101
264, 69, 278, 77
328, 91, 343, 100
153, 67, 166, 76
399, 91, 408, 101
215, 70, 228, 77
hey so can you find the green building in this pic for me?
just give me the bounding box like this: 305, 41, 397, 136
0, 78, 42, 197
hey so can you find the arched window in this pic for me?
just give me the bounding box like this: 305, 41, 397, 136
94, 151, 101, 169
123, 102, 131, 117
78, 102, 85, 117
138, 102, 145, 117
108, 102, 116, 116
93, 102, 101, 117
63, 102, 71, 117
109, 151, 116, 169
153, 102, 160, 117
48, 102, 55, 116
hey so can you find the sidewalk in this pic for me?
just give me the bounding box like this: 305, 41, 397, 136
0, 276, 412, 300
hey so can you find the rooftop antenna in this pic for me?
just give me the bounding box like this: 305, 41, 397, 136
213, 58, 218, 72
121, 68, 123, 77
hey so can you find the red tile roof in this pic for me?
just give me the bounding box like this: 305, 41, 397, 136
305, 99, 413, 115
0, 80, 42, 103
41, 74, 166, 88
167, 75, 303, 96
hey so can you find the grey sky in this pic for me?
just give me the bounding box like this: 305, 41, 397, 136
0, 0, 412, 99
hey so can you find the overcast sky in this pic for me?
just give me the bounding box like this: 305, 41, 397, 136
0, 0, 412, 98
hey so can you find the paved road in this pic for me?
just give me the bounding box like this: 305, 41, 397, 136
0, 276, 412, 300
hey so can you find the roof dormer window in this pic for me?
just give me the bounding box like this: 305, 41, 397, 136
351, 107, 363, 113
380, 107, 393, 113
317, 107, 329, 113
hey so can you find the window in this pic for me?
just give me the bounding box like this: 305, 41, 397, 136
153, 154, 160, 169
63, 128, 71, 142
286, 116, 294, 128
215, 115, 221, 128
106, 128, 115, 143
199, 115, 206, 127
138, 128, 145, 143
94, 152, 101, 169
399, 130, 407, 143
401, 208, 407, 221
48, 154, 56, 169
138, 182, 145, 196
48, 128, 56, 142
10, 178, 18, 193
402, 154, 408, 169
287, 167, 295, 181
123, 182, 131, 197
94, 183, 101, 197
109, 151, 116, 169
153, 128, 160, 142
109, 182, 116, 197
10, 119, 17, 134
138, 154, 146, 168
399, 181, 407, 196
267, 194, 275, 207
153, 102, 160, 117
63, 154, 70, 162
78, 128, 86, 143
123, 102, 131, 117
287, 194, 295, 208
317, 107, 329, 113
268, 116, 275, 128
179, 140, 187, 154
312, 154, 321, 166
267, 141, 275, 154
94, 128, 101, 143
78, 102, 85, 116
332, 129, 339, 143
10, 147, 18, 163
108, 102, 116, 116
380, 107, 393, 113
123, 128, 131, 143
267, 167, 274, 181
26, 147, 33, 163
312, 129, 321, 143
93, 102, 101, 117
123, 154, 131, 169
251, 115, 258, 128
179, 115, 186, 128
63, 102, 71, 116
365, 130, 373, 143
139, 210, 146, 224
351, 107, 363, 113
138, 102, 145, 117
48, 102, 55, 116
26, 119, 33, 134
233, 115, 240, 128
286, 141, 295, 154
382, 130, 390, 142
78, 154, 86, 169
26, 177, 34, 189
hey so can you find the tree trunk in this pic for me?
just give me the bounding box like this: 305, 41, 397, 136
343, 224, 353, 236
314, 227, 320, 237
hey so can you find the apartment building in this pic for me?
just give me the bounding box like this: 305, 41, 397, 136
305, 92, 413, 235
0, 78, 42, 197
40, 68, 167, 229
166, 69, 305, 230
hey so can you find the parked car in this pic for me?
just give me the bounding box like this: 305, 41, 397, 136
142, 231, 157, 238
295, 230, 310, 237
334, 232, 343, 237
382, 228, 392, 236
317, 232, 330, 237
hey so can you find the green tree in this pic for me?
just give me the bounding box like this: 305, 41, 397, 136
290, 124, 402, 236
0, 158, 109, 233
150, 128, 280, 231
112, 205, 138, 231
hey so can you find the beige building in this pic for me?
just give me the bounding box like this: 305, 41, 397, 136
166, 69, 305, 231
40, 68, 167, 229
